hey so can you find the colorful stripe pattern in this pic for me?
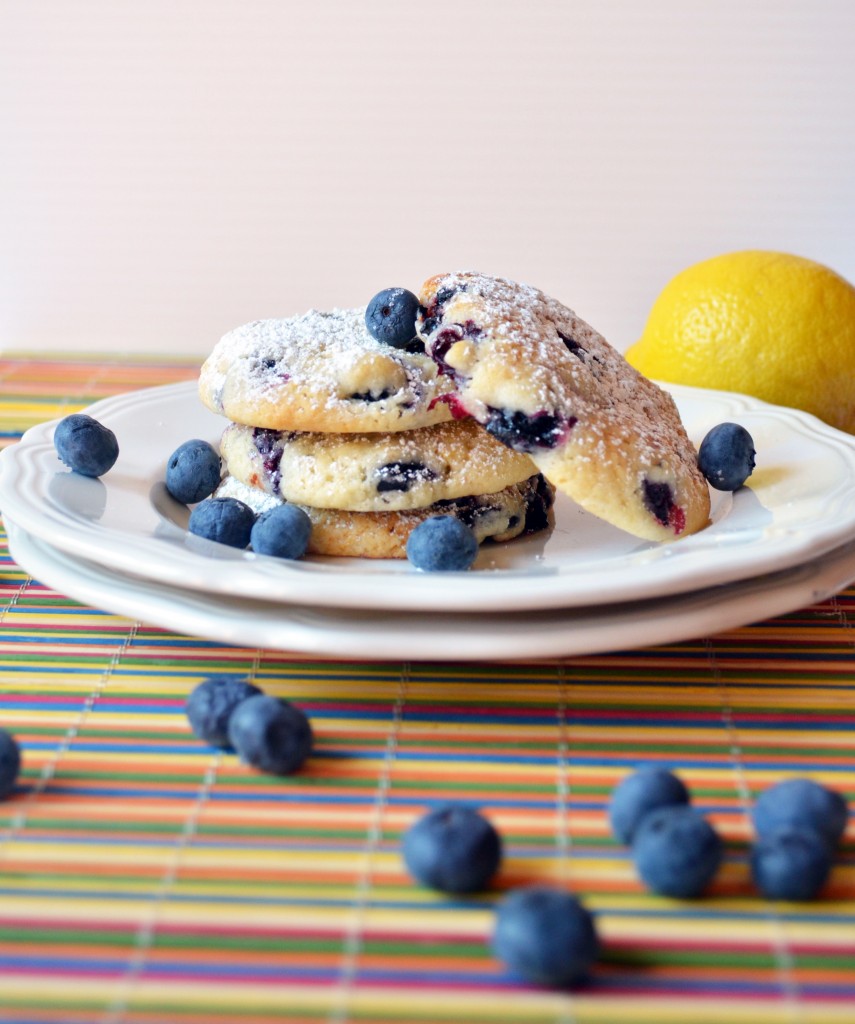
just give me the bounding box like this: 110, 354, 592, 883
0, 357, 853, 1023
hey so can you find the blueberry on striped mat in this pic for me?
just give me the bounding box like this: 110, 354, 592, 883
0, 729, 20, 800
631, 804, 723, 898
751, 778, 848, 848
492, 886, 599, 988
608, 765, 690, 844
402, 804, 502, 894
185, 676, 263, 749
227, 695, 313, 776
750, 826, 833, 901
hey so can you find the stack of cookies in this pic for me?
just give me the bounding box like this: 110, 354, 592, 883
198, 306, 555, 558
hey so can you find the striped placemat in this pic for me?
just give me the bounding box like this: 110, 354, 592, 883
0, 357, 852, 1023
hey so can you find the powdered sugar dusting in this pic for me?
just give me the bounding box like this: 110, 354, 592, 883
215, 474, 282, 514
417, 271, 711, 541
199, 307, 454, 433
218, 309, 396, 383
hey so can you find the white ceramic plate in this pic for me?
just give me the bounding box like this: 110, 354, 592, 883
3, 381, 855, 613
7, 517, 855, 661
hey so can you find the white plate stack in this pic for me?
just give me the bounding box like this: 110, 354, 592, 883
4, 382, 855, 662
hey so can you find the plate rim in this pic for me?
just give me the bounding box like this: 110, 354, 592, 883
7, 514, 855, 662
3, 379, 855, 613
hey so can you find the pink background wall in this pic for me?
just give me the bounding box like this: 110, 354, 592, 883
2, 0, 854, 355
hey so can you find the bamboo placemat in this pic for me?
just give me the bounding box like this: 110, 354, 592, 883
0, 356, 852, 1023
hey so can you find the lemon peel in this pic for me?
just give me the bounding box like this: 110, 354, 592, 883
625, 251, 855, 434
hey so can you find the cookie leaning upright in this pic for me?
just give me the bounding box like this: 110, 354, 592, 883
199, 308, 455, 433
416, 272, 710, 542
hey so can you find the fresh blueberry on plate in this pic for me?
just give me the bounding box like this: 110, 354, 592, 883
608, 765, 691, 844
632, 804, 723, 898
750, 826, 833, 900
365, 288, 421, 349
166, 439, 222, 504
185, 675, 264, 748
752, 777, 848, 848
406, 515, 478, 572
53, 413, 119, 478
188, 497, 256, 548
227, 695, 313, 775
492, 886, 599, 988
0, 729, 21, 800
402, 804, 502, 894
250, 504, 312, 560
697, 422, 756, 491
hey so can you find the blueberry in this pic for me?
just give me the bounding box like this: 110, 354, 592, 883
250, 505, 312, 560
165, 439, 222, 504
557, 329, 586, 358
492, 886, 599, 988
185, 675, 264, 748
752, 778, 848, 848
485, 408, 573, 453
642, 479, 677, 528
429, 328, 465, 377
402, 804, 502, 894
405, 515, 478, 572
375, 461, 437, 494
522, 473, 555, 534
608, 766, 690, 845
0, 729, 21, 800
53, 413, 119, 478
188, 497, 256, 548
347, 388, 395, 403
632, 805, 723, 898
697, 422, 756, 491
252, 427, 285, 491
750, 826, 833, 901
227, 695, 313, 775
365, 288, 420, 349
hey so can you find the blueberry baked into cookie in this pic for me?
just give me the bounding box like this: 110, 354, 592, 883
218, 417, 537, 513
416, 271, 711, 542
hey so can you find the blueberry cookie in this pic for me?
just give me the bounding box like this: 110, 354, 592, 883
215, 474, 554, 559
417, 272, 710, 542
199, 309, 455, 433
218, 418, 537, 513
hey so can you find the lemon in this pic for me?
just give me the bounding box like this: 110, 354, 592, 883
625, 251, 855, 433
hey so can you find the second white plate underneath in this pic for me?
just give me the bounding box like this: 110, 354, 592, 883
7, 517, 855, 662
